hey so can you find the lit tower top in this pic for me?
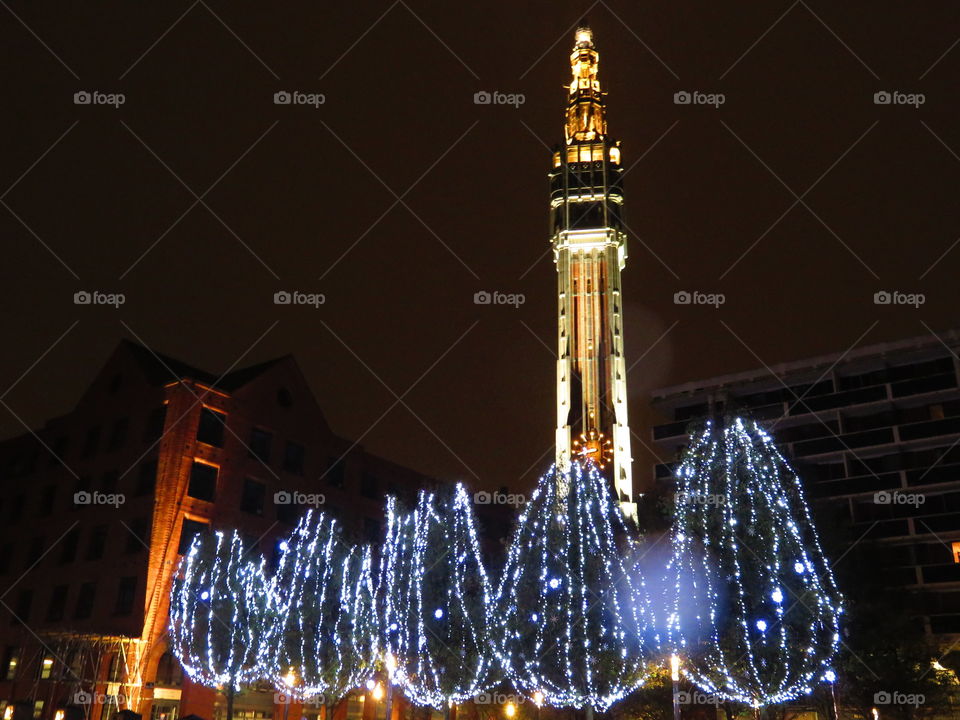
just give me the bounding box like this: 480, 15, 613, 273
550, 24, 633, 518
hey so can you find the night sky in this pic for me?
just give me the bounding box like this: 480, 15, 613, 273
2, 1, 958, 493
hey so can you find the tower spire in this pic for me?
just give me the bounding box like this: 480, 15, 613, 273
566, 22, 606, 143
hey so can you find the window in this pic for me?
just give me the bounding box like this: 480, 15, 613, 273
240, 479, 265, 516
360, 472, 378, 499
38, 655, 53, 679
953, 541, 960, 564
187, 461, 217, 502
248, 428, 272, 464
38, 486, 55, 516
282, 441, 305, 475
4, 647, 19, 680
81, 426, 100, 458
126, 518, 148, 554
325, 457, 345, 488
108, 417, 128, 450
114, 577, 137, 615
137, 460, 157, 496
46, 586, 67, 622
59, 528, 79, 565
11, 590, 32, 625
143, 406, 167, 444
196, 408, 227, 448
74, 582, 96, 620
155, 652, 183, 687
178, 518, 208, 555
87, 525, 107, 561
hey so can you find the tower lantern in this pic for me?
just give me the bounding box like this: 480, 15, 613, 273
551, 24, 634, 517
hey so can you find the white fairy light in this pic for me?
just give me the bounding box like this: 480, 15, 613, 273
665, 417, 843, 708
494, 461, 653, 712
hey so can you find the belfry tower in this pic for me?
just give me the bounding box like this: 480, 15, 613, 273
551, 25, 634, 516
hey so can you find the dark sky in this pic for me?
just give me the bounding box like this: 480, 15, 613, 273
1, 1, 958, 494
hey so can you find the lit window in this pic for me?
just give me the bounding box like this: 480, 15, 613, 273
953, 542, 960, 564
39, 655, 53, 679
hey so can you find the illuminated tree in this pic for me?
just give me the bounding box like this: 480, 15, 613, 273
169, 530, 269, 720
495, 461, 653, 714
266, 511, 377, 714
380, 483, 497, 715
665, 416, 843, 707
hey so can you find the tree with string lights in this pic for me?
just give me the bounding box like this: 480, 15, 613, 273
266, 511, 378, 717
380, 483, 497, 717
665, 416, 843, 709
169, 530, 270, 720
495, 460, 654, 716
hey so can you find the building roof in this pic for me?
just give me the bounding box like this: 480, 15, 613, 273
651, 328, 960, 403
121, 339, 288, 391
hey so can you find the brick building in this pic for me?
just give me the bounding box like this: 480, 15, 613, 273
0, 340, 435, 720
650, 329, 960, 641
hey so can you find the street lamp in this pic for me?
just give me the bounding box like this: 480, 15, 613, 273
670, 654, 681, 720
282, 668, 297, 720
532, 691, 544, 720
383, 653, 397, 720
504, 702, 516, 718
824, 670, 838, 720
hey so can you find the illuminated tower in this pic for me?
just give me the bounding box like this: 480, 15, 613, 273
551, 25, 634, 516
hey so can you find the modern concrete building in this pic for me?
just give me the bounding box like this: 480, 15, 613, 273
650, 329, 960, 641
0, 340, 434, 720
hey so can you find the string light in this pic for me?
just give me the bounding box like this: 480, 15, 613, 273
169, 531, 270, 690
665, 417, 843, 707
495, 461, 653, 712
380, 483, 496, 709
265, 511, 377, 704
